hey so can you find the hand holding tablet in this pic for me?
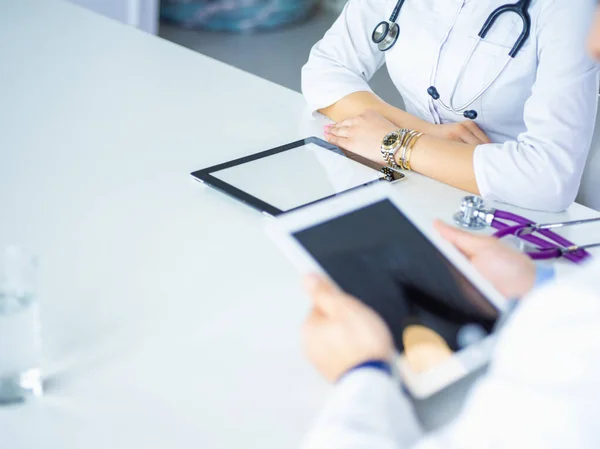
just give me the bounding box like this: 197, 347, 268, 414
268, 185, 507, 397
303, 274, 395, 383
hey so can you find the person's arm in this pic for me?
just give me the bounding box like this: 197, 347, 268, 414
325, 112, 488, 193
470, 0, 599, 212
301, 1, 488, 145
401, 0, 600, 201
302, 256, 600, 449
414, 259, 600, 449
403, 135, 480, 194
326, 0, 599, 211
300, 0, 386, 116
301, 368, 423, 449
320, 92, 431, 135
299, 276, 423, 449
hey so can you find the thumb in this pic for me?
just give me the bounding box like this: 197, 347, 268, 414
434, 220, 494, 258
304, 274, 347, 317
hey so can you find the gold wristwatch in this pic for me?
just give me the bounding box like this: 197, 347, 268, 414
380, 129, 406, 169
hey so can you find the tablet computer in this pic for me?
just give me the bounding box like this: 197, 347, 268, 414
267, 184, 507, 398
191, 137, 404, 216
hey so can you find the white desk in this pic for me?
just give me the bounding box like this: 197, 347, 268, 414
1, 1, 599, 448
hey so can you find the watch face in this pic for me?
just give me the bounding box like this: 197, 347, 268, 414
383, 132, 399, 148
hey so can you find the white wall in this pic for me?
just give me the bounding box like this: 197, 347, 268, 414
68, 0, 159, 34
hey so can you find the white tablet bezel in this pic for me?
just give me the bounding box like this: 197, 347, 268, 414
266, 183, 507, 398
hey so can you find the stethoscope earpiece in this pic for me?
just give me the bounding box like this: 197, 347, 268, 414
463, 110, 478, 120
428, 88, 477, 120
427, 86, 440, 100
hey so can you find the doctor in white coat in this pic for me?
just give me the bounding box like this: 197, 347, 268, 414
300, 221, 600, 449
302, 0, 599, 211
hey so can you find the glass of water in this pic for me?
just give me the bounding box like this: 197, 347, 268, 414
0, 247, 42, 403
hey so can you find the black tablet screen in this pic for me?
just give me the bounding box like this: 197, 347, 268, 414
292, 199, 499, 351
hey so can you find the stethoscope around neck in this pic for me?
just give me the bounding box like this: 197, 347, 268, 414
372, 0, 532, 120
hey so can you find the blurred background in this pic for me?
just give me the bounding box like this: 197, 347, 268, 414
67, 0, 400, 105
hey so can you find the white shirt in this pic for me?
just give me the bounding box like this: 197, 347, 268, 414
302, 0, 600, 212
301, 258, 600, 449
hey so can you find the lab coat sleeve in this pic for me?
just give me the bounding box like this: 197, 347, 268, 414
473, 0, 600, 212
300, 369, 424, 449
414, 258, 600, 449
301, 0, 386, 112
303, 259, 600, 449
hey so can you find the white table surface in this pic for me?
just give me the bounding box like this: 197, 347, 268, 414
1, 1, 599, 448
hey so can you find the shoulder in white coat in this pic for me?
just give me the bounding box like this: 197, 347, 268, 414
301, 0, 387, 111
302, 0, 600, 212
301, 258, 600, 449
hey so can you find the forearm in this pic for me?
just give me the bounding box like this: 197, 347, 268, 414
402, 135, 480, 194
321, 93, 483, 194
320, 92, 432, 133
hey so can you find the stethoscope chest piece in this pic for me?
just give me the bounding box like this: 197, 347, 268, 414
453, 196, 487, 230
372, 21, 399, 51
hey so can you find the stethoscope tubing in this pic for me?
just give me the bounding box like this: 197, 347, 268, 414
527, 243, 600, 261
493, 210, 597, 258
388, 0, 406, 22
491, 221, 586, 263
427, 0, 531, 117
435, 48, 512, 115
491, 216, 591, 263
454, 197, 595, 263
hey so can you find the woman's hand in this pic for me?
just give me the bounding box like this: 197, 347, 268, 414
324, 110, 491, 164
435, 221, 537, 299
325, 110, 398, 163
303, 274, 394, 383
424, 122, 491, 145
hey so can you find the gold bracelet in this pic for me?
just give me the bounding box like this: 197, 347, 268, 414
397, 130, 412, 170
402, 132, 419, 169
404, 132, 423, 171
398, 130, 420, 170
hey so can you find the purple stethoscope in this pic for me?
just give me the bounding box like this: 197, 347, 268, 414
454, 196, 600, 264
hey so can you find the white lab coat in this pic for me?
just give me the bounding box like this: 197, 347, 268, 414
302, 0, 600, 212
301, 258, 600, 449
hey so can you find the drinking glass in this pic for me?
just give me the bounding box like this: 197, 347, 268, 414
0, 247, 42, 403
